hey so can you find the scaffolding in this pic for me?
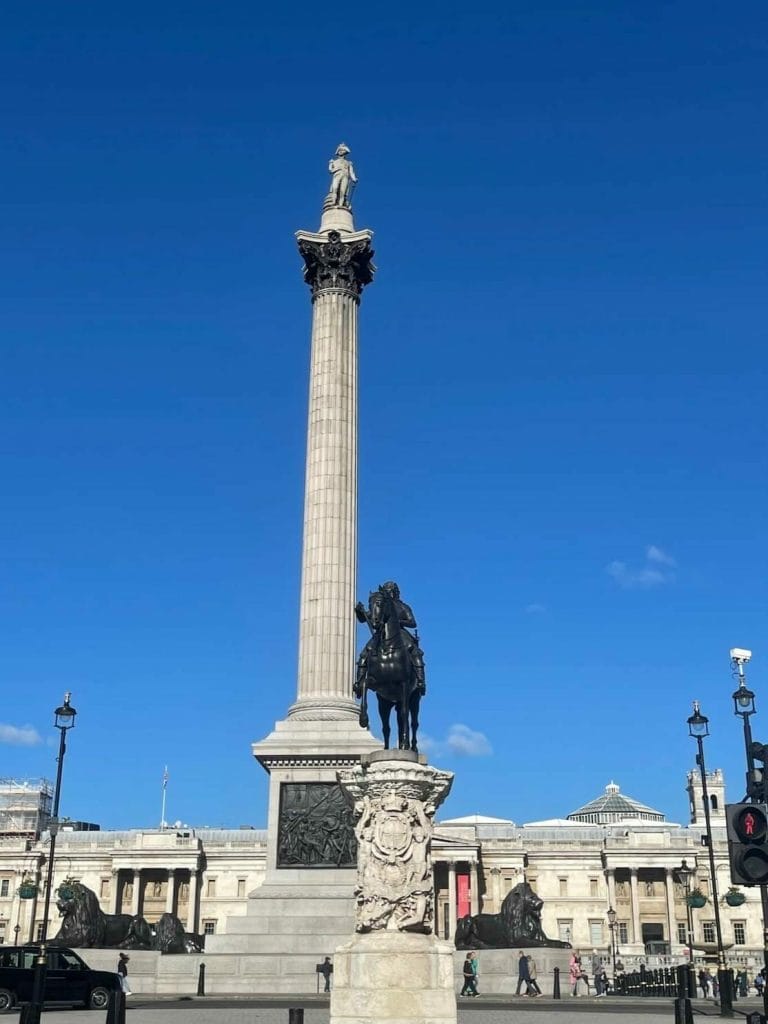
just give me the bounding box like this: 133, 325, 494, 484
0, 778, 53, 838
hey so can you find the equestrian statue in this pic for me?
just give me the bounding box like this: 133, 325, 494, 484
354, 581, 426, 751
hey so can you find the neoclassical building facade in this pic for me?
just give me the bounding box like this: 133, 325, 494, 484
0, 771, 760, 966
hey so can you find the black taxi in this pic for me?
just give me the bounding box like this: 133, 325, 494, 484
0, 945, 120, 1013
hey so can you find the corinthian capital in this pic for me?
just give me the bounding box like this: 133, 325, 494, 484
298, 230, 375, 301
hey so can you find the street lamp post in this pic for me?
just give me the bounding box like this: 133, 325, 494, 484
606, 906, 618, 977
677, 859, 696, 998
24, 693, 77, 1024
731, 649, 768, 1022
688, 701, 733, 1017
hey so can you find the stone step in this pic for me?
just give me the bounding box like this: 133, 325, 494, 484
219, 914, 353, 935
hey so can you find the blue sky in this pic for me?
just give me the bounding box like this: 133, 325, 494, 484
1, 1, 766, 831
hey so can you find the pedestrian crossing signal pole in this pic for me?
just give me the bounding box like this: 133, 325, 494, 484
731, 649, 768, 1024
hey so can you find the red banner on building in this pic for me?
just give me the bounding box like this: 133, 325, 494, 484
457, 873, 470, 919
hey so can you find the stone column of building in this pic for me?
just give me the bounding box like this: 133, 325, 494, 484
629, 869, 641, 945
186, 870, 198, 933
490, 867, 502, 913
110, 870, 119, 914
470, 862, 480, 915
606, 868, 617, 910
288, 214, 375, 721
664, 868, 677, 948
166, 869, 176, 915
447, 862, 458, 942
130, 870, 141, 916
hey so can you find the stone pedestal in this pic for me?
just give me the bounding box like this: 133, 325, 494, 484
330, 753, 456, 1024
333, 931, 456, 1024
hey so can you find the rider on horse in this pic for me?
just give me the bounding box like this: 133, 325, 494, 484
354, 581, 426, 698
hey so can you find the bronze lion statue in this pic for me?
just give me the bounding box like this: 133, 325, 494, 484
455, 880, 571, 949
50, 880, 195, 952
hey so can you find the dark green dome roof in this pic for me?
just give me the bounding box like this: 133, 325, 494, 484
568, 782, 665, 824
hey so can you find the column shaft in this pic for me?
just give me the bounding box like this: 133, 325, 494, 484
630, 870, 641, 945
166, 870, 176, 915
130, 871, 141, 917
664, 869, 676, 948
448, 863, 458, 944
293, 290, 359, 713
187, 871, 198, 933
470, 863, 480, 916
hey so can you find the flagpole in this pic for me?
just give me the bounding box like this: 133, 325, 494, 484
160, 766, 168, 829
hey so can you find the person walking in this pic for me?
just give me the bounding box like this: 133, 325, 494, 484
527, 955, 542, 996
470, 952, 480, 996
460, 953, 477, 996
117, 953, 132, 996
569, 952, 583, 997
319, 957, 333, 993
698, 968, 709, 997
515, 951, 531, 996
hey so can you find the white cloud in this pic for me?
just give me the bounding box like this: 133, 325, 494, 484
525, 603, 546, 614
421, 724, 493, 758
606, 546, 677, 589
446, 724, 493, 756
0, 723, 43, 746
646, 545, 676, 567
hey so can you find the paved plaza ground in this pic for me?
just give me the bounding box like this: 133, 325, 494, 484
14, 997, 762, 1024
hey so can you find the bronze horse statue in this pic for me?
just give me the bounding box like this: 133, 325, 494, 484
355, 584, 423, 751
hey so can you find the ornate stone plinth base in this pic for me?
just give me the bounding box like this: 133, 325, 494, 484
331, 931, 457, 1024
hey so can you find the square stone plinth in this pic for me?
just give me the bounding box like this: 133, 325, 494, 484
330, 931, 456, 1024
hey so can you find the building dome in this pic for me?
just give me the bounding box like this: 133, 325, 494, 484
567, 781, 665, 824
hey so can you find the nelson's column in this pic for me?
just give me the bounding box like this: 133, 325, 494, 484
206, 146, 379, 989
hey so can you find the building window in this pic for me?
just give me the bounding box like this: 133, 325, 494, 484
589, 920, 603, 945
558, 878, 568, 897
35, 923, 44, 941
0, 880, 9, 898
589, 878, 599, 898
711, 795, 719, 810
700, 879, 710, 896
203, 920, 216, 935
557, 920, 573, 943
206, 879, 216, 898
100, 879, 110, 900
644, 881, 655, 897
677, 923, 687, 944
527, 877, 537, 892
237, 879, 246, 898
703, 921, 716, 944
733, 922, 746, 946
618, 922, 629, 944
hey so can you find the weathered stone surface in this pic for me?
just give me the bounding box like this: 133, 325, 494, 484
331, 931, 456, 1024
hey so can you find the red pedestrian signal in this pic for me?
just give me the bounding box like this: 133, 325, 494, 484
726, 803, 768, 885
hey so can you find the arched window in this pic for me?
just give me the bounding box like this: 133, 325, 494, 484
711, 795, 719, 810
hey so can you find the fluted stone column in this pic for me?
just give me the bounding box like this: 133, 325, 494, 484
448, 862, 458, 943
630, 869, 641, 945
166, 869, 176, 915
186, 871, 198, 933
664, 868, 676, 948
288, 226, 375, 721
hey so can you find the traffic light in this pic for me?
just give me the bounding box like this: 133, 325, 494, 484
726, 803, 768, 885
747, 742, 768, 801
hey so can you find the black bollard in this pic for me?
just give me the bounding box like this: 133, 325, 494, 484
553, 965, 560, 999
197, 962, 206, 996
289, 1009, 305, 1024
105, 988, 126, 1024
